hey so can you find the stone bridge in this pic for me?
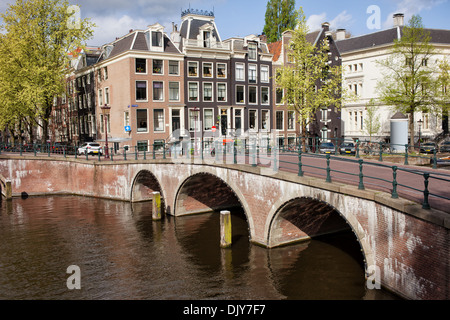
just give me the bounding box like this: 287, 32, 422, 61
0, 155, 448, 300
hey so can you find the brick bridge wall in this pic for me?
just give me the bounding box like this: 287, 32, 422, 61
0, 156, 448, 300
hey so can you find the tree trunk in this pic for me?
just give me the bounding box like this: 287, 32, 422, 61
409, 111, 415, 152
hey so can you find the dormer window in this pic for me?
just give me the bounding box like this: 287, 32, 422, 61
248, 42, 257, 60
152, 31, 162, 47
203, 31, 211, 48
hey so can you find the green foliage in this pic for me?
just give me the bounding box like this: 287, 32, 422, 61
0, 0, 95, 142
263, 0, 298, 43
275, 7, 343, 136
376, 15, 438, 143
364, 99, 381, 141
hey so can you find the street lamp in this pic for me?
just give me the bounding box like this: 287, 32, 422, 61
418, 119, 423, 152
193, 107, 200, 156
101, 104, 111, 159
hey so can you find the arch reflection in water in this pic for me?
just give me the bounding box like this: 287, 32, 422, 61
0, 196, 398, 300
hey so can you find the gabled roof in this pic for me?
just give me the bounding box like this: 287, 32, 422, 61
98, 29, 182, 62
336, 27, 450, 54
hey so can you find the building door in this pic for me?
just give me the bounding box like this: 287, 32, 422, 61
220, 108, 230, 136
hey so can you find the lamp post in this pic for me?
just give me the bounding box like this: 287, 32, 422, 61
418, 119, 423, 153
101, 104, 111, 159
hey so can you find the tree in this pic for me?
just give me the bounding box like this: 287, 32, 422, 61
376, 15, 437, 146
0, 0, 95, 143
364, 99, 381, 142
275, 7, 343, 148
263, 0, 298, 43
436, 58, 450, 134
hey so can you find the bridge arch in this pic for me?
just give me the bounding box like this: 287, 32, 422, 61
266, 195, 376, 271
130, 170, 165, 204
173, 169, 256, 243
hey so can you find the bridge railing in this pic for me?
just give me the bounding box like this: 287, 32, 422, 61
1, 139, 449, 212
276, 148, 450, 212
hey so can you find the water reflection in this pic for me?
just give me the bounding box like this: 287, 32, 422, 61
0, 196, 398, 300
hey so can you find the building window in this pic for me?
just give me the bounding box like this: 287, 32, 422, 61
153, 81, 164, 101
217, 63, 227, 78
98, 89, 103, 105
204, 109, 214, 131
248, 42, 257, 60
169, 60, 179, 75
136, 58, 146, 73
136, 81, 147, 101
124, 111, 130, 129
152, 31, 162, 47
249, 86, 257, 104
276, 88, 283, 104
249, 110, 257, 130
217, 83, 227, 102
104, 88, 110, 105
203, 31, 211, 48
154, 109, 164, 132
288, 111, 295, 130
188, 61, 198, 77
171, 109, 181, 132
234, 109, 242, 132
188, 82, 199, 101
103, 67, 108, 80
276, 111, 284, 130
261, 87, 269, 105
249, 64, 257, 83
203, 62, 213, 78
203, 83, 213, 102
261, 65, 269, 83
137, 109, 148, 132
236, 85, 245, 104
137, 141, 149, 152
261, 110, 270, 130
189, 109, 200, 131
235, 63, 245, 81
153, 59, 163, 74
169, 82, 179, 101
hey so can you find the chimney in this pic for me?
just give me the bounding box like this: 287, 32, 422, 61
321, 22, 330, 32
393, 13, 404, 27
336, 29, 346, 41
171, 22, 181, 49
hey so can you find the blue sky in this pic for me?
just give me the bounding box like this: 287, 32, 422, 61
0, 0, 449, 46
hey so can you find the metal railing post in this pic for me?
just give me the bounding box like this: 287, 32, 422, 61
404, 144, 409, 165
326, 154, 332, 183
298, 150, 304, 177
422, 173, 431, 210
391, 166, 399, 199
432, 150, 437, 169
358, 159, 365, 190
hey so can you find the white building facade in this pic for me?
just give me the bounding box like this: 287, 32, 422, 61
336, 14, 450, 144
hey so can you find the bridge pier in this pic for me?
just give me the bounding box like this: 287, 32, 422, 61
152, 192, 162, 221
220, 211, 232, 248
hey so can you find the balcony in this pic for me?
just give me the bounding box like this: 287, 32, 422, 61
183, 38, 230, 51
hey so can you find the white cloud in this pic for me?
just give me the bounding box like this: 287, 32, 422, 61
307, 11, 352, 32
382, 0, 448, 28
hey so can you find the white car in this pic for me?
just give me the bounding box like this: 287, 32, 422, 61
78, 142, 103, 156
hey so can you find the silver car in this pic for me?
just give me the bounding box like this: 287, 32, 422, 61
78, 142, 103, 156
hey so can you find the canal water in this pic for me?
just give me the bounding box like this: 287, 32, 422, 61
0, 196, 398, 300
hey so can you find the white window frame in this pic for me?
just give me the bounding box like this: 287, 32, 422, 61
169, 81, 180, 102
202, 62, 213, 78
152, 81, 164, 102
188, 81, 199, 102
261, 65, 269, 83
188, 61, 199, 77
136, 80, 148, 102
203, 82, 214, 102
153, 109, 165, 133
235, 63, 245, 81
217, 63, 227, 79
236, 85, 245, 104
217, 83, 227, 103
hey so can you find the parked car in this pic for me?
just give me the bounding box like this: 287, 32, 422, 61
419, 142, 438, 154
319, 142, 336, 154
439, 141, 450, 153
339, 142, 356, 155
78, 142, 103, 156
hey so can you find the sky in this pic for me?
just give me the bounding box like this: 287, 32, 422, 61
0, 0, 449, 46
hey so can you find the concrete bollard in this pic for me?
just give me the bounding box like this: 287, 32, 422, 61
220, 211, 232, 248
152, 191, 162, 221
5, 180, 12, 200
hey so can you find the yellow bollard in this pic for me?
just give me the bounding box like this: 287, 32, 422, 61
220, 211, 232, 248
152, 191, 162, 221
